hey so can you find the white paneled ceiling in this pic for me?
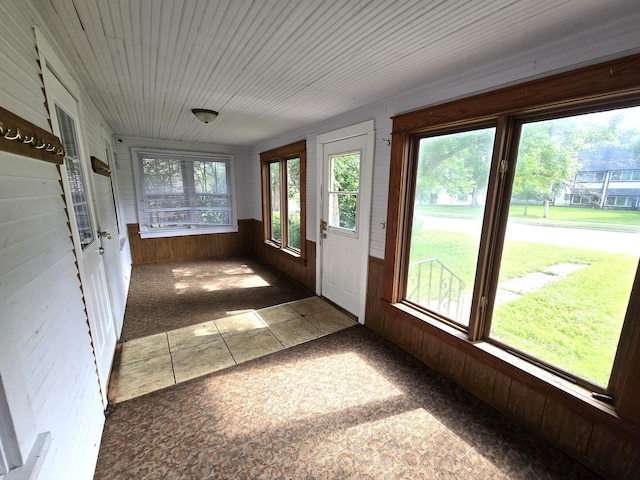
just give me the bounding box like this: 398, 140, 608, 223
31, 0, 640, 146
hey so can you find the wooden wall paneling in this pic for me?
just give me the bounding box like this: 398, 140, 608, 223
586, 423, 639, 480
541, 400, 593, 457
127, 224, 142, 262
491, 370, 513, 412
408, 325, 425, 359
506, 379, 547, 429
462, 355, 497, 405
438, 341, 466, 382
421, 332, 441, 369
394, 316, 413, 352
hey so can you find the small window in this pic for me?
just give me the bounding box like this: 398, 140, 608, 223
328, 151, 360, 233
133, 149, 237, 237
260, 141, 306, 258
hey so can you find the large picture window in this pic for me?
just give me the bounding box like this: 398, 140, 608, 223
133, 149, 236, 237
385, 55, 640, 403
260, 141, 306, 258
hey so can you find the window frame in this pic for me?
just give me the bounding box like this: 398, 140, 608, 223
383, 53, 640, 415
260, 140, 307, 261
132, 148, 238, 238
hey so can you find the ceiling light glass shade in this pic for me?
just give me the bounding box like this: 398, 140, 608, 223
192, 108, 219, 123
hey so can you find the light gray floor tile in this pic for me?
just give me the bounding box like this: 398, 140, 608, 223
172, 339, 235, 383
289, 297, 333, 316
168, 321, 221, 352
269, 317, 323, 348
114, 354, 175, 402
225, 328, 284, 364
256, 304, 302, 326
215, 311, 266, 338
304, 308, 357, 334
120, 333, 169, 365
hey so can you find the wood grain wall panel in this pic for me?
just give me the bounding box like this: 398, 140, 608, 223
438, 341, 466, 382
541, 401, 593, 456
492, 371, 513, 412
408, 325, 425, 359
421, 332, 442, 369
127, 219, 255, 265
507, 379, 546, 429
587, 423, 639, 480
250, 218, 316, 291
463, 355, 497, 405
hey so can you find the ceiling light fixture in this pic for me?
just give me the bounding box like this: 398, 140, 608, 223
192, 108, 219, 123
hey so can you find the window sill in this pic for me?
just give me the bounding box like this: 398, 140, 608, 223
381, 300, 620, 421
139, 225, 239, 239
263, 240, 306, 265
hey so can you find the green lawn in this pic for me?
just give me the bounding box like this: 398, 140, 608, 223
408, 228, 637, 386
415, 204, 640, 231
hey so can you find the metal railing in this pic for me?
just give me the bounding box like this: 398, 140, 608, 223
407, 258, 465, 323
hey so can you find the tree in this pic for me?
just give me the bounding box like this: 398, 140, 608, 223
512, 122, 578, 215
416, 128, 493, 206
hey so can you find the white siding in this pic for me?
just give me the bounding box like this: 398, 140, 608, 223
0, 154, 104, 480
0, 1, 132, 478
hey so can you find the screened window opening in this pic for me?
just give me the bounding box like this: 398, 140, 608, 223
260, 141, 306, 258
136, 151, 235, 235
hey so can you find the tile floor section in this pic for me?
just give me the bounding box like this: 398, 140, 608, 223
111, 297, 357, 403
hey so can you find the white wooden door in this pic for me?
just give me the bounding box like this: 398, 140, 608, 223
45, 70, 116, 406
317, 121, 374, 321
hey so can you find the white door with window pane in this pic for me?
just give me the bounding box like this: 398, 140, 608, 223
44, 68, 116, 406
318, 122, 374, 320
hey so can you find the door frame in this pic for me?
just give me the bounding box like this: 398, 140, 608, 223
316, 120, 375, 322
36, 27, 116, 405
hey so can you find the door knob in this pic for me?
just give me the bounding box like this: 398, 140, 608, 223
97, 230, 112, 240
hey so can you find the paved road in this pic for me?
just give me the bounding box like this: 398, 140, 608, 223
416, 215, 640, 256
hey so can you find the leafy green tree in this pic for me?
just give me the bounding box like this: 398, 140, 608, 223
330, 154, 359, 229
513, 121, 578, 216
416, 128, 493, 206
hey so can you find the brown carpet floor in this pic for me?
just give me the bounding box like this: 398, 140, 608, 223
120, 257, 314, 340
95, 326, 601, 480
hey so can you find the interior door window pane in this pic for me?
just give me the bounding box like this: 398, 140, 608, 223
56, 106, 94, 248
490, 106, 640, 386
406, 127, 496, 326
328, 152, 360, 231
269, 162, 281, 242
286, 158, 301, 250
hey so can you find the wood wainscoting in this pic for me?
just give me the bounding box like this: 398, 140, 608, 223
127, 220, 255, 265
364, 256, 640, 480
126, 219, 316, 292
245, 218, 316, 292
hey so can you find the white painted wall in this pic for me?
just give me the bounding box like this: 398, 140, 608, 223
0, 1, 131, 478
